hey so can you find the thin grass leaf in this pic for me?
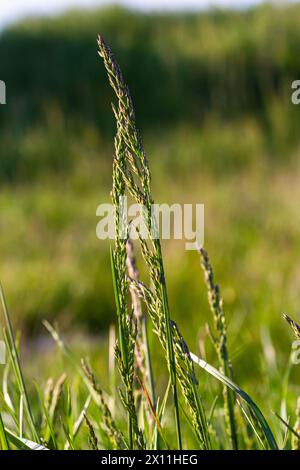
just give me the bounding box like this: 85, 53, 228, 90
5, 429, 48, 450
64, 395, 91, 450
0, 390, 18, 429
0, 284, 39, 442
151, 379, 171, 450
135, 375, 168, 449
208, 396, 219, 426
190, 352, 278, 450
2, 350, 14, 412
273, 413, 295, 449
292, 397, 300, 450
238, 399, 267, 450
274, 412, 300, 440
35, 384, 58, 450
280, 354, 293, 425
19, 395, 23, 439
60, 417, 75, 451
0, 411, 9, 449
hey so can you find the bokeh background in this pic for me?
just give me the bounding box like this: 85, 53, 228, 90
1, 0, 300, 404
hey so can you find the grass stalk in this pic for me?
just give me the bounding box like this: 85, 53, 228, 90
98, 34, 182, 449
199, 247, 238, 449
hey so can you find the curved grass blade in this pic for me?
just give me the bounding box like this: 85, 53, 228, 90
190, 352, 278, 450
5, 429, 48, 450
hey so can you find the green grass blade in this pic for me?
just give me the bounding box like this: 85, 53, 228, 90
35, 383, 58, 450
0, 284, 39, 442
64, 395, 91, 450
190, 352, 278, 450
2, 348, 14, 413
5, 429, 48, 450
151, 379, 171, 450
0, 390, 18, 429
274, 412, 300, 441
0, 411, 9, 449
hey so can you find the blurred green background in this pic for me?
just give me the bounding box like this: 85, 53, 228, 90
1, 3, 300, 397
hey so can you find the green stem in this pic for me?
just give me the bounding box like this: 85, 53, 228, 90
142, 316, 160, 449
223, 358, 238, 450
141, 318, 155, 410
0, 411, 9, 450
156, 241, 182, 450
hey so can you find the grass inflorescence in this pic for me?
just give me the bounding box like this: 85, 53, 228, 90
0, 36, 299, 451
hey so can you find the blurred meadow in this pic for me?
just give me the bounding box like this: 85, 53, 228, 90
1, 2, 300, 441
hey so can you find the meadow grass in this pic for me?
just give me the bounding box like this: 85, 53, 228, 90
0, 36, 300, 450
2, 4, 300, 340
